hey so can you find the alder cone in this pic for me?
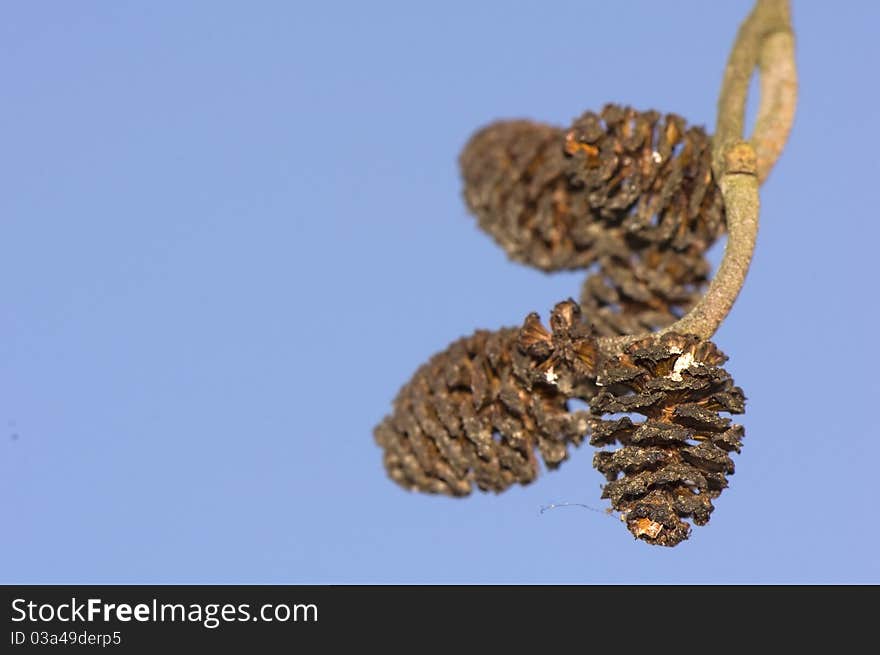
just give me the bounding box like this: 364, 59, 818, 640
459, 104, 724, 273
590, 333, 745, 546
564, 104, 723, 251
374, 301, 598, 496
579, 244, 712, 337
459, 119, 587, 271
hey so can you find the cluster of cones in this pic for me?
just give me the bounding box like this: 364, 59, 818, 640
374, 105, 746, 546
460, 104, 724, 336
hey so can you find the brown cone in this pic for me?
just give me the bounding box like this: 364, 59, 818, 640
590, 333, 745, 546
579, 244, 712, 337
374, 301, 598, 496
460, 104, 724, 338
564, 104, 723, 251
459, 104, 724, 273
459, 119, 588, 271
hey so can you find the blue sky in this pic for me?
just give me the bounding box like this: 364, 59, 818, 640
2, 0, 878, 583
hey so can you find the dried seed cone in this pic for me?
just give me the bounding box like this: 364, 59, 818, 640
565, 104, 723, 251
590, 333, 745, 546
374, 301, 598, 496
459, 120, 586, 271
459, 105, 724, 272
579, 245, 712, 337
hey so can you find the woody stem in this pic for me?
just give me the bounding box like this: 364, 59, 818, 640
598, 0, 796, 353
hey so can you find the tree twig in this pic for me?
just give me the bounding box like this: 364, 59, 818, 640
714, 0, 795, 176
753, 26, 797, 183
598, 0, 796, 353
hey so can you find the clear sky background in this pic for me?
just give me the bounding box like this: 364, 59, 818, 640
2, 1, 878, 584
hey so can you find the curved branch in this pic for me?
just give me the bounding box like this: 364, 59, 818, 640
658, 143, 759, 340
714, 0, 796, 177
753, 27, 797, 183
598, 0, 795, 353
